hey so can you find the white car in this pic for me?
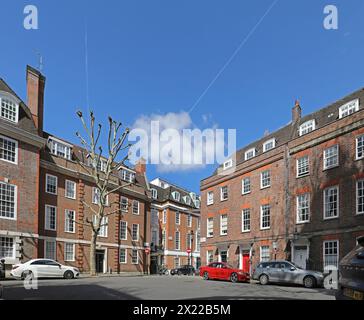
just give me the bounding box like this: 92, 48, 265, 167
10, 259, 80, 280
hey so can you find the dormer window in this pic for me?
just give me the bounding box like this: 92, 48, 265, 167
172, 191, 180, 202
121, 169, 135, 183
223, 159, 233, 170
151, 188, 158, 199
339, 99, 359, 119
0, 93, 19, 123
299, 120, 316, 136
263, 139, 276, 152
183, 196, 191, 205
48, 137, 72, 160
245, 148, 256, 161
194, 199, 200, 208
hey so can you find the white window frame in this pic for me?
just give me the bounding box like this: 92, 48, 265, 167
0, 182, 17, 221
299, 120, 316, 136
120, 248, 127, 264
48, 137, 72, 160
207, 250, 214, 264
120, 221, 128, 240
242, 178, 251, 195
207, 217, 214, 238
96, 216, 108, 238
245, 148, 256, 161
132, 223, 139, 241
220, 186, 228, 201
151, 188, 158, 199
175, 211, 180, 225
121, 197, 128, 212
260, 170, 271, 189
162, 209, 167, 224
297, 193, 310, 224
65, 180, 76, 200
263, 138, 276, 152
223, 159, 233, 170
46, 174, 58, 195
356, 135, 364, 160
175, 231, 180, 250
172, 191, 181, 202
356, 179, 364, 215
323, 145, 339, 170
132, 200, 140, 215
0, 135, 18, 165
260, 205, 271, 230
339, 99, 359, 119
45, 205, 57, 231
297, 156, 310, 177
131, 249, 139, 265
44, 240, 56, 260
323, 186, 339, 220
260, 246, 270, 262
207, 191, 214, 206
121, 169, 135, 183
64, 209, 76, 233
0, 236, 15, 259
0, 93, 19, 123
64, 243, 75, 262
242, 209, 251, 233
187, 214, 192, 228
323, 240, 339, 271
220, 214, 228, 236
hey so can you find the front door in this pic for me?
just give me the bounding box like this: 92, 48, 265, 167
293, 246, 308, 269
242, 254, 250, 273
96, 250, 105, 273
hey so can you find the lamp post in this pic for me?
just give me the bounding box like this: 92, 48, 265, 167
188, 231, 194, 267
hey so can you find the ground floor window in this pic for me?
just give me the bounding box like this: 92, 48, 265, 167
174, 257, 180, 268
260, 246, 270, 262
0, 236, 15, 258
219, 250, 228, 263
323, 240, 339, 271
64, 243, 75, 261
120, 248, 127, 264
207, 250, 214, 264
131, 249, 139, 264
45, 240, 56, 260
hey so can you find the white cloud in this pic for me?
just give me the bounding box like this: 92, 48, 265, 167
130, 111, 229, 173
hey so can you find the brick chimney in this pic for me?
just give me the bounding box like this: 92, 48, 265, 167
26, 65, 46, 135
292, 99, 301, 123
135, 158, 146, 174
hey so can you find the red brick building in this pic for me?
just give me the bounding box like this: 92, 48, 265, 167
200, 89, 364, 274
149, 178, 201, 273
0, 66, 151, 274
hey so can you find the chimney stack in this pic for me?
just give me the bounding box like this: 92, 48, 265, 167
135, 158, 146, 175
26, 65, 46, 135
292, 99, 301, 123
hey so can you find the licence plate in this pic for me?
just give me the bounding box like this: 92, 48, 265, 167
343, 288, 364, 300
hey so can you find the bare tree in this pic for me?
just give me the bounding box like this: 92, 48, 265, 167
74, 110, 132, 276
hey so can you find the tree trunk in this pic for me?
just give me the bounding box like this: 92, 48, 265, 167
90, 232, 97, 276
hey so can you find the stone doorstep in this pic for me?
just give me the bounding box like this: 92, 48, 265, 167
79, 272, 148, 279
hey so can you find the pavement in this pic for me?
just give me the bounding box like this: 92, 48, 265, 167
0, 275, 336, 300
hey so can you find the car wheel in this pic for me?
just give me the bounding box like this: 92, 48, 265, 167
21, 271, 34, 281
303, 276, 316, 288
230, 273, 238, 283
259, 274, 269, 285
64, 271, 74, 280
203, 272, 209, 280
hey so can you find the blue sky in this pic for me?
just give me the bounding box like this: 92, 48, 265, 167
1, 0, 364, 193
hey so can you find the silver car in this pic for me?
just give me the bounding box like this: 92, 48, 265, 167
252, 260, 324, 288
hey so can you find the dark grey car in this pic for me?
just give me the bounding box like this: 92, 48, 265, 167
252, 260, 324, 288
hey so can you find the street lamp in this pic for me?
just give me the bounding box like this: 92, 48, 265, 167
188, 231, 194, 267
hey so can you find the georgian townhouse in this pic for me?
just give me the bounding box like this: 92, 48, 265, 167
0, 66, 45, 273
200, 89, 364, 274
0, 66, 152, 274
149, 178, 201, 273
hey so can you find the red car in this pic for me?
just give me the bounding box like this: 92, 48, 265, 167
199, 262, 250, 283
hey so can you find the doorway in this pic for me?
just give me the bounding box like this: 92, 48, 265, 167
242, 254, 250, 273
96, 250, 105, 273
293, 246, 308, 269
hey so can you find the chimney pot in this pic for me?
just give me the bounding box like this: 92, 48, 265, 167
292, 99, 302, 123
135, 158, 146, 175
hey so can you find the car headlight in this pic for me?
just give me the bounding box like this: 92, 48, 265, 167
238, 272, 244, 275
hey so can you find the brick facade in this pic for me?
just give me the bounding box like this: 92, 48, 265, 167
200, 89, 364, 273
